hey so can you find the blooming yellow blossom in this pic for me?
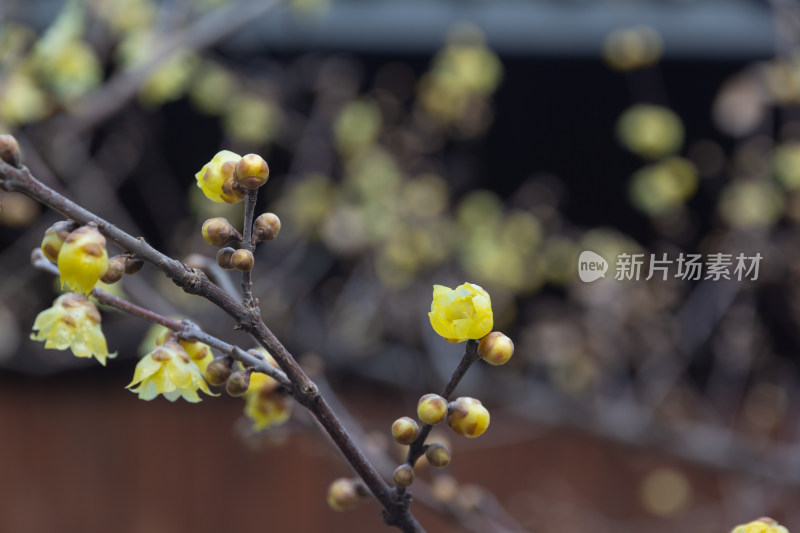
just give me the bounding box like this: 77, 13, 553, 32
243, 349, 290, 430
30, 293, 116, 365
428, 283, 493, 342
127, 340, 216, 402
195, 150, 245, 204
57, 226, 108, 295
730, 519, 789, 533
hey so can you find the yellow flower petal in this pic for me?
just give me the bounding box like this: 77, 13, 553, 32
57, 226, 108, 295
428, 282, 493, 342
127, 341, 216, 402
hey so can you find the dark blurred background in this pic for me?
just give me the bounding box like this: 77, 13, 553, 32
1, 0, 799, 532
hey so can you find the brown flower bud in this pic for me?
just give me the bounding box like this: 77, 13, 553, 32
231, 249, 254, 272
235, 154, 270, 189
253, 213, 281, 243
478, 331, 514, 366
226, 369, 252, 397
417, 393, 448, 425
0, 134, 21, 168
201, 217, 241, 247
216, 247, 235, 270
393, 464, 415, 487
391, 416, 420, 445
124, 256, 144, 275
327, 478, 362, 512
425, 443, 452, 468
100, 255, 126, 284
205, 357, 233, 386
447, 397, 490, 438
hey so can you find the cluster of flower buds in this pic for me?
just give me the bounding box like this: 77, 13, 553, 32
199, 212, 280, 273
40, 220, 143, 295
381, 313, 515, 492
205, 348, 291, 431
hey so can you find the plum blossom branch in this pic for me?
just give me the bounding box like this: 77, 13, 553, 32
1, 152, 423, 532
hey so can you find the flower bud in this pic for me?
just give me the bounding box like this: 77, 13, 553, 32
205, 357, 233, 386
447, 397, 490, 438
327, 478, 361, 512
425, 443, 451, 468
417, 393, 448, 425
231, 249, 254, 272
235, 153, 270, 189
100, 255, 126, 284
226, 369, 252, 397
0, 134, 21, 168
40, 220, 77, 262
181, 340, 211, 362
253, 213, 281, 243
58, 225, 109, 295
202, 217, 241, 247
393, 464, 415, 487
478, 331, 514, 366
195, 150, 246, 203
124, 256, 144, 275
216, 247, 235, 270
391, 416, 420, 445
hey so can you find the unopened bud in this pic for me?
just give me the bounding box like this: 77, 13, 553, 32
417, 393, 448, 425
205, 357, 233, 386
393, 464, 415, 487
40, 220, 77, 262
253, 213, 281, 243
478, 331, 514, 366
201, 217, 241, 247
391, 416, 420, 445
0, 134, 21, 168
235, 154, 270, 189
425, 443, 452, 468
327, 478, 361, 512
226, 369, 252, 396
447, 397, 490, 438
231, 249, 254, 272
100, 255, 126, 284
216, 247, 235, 270
124, 256, 144, 275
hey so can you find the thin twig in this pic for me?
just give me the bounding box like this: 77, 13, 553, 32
241, 191, 258, 306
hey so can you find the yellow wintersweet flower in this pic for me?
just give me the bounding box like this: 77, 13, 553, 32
194, 150, 245, 204
429, 283, 493, 342
127, 340, 216, 402
243, 349, 290, 430
30, 292, 116, 366
57, 226, 108, 295
730, 519, 789, 533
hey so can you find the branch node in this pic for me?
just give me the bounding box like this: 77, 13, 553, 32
302, 382, 319, 399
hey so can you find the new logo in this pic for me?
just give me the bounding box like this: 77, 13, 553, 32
578, 251, 608, 282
